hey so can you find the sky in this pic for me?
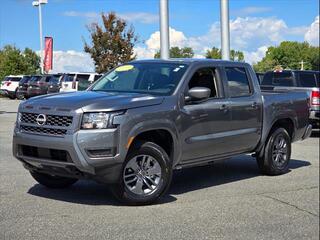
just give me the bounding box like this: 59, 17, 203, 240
0, 0, 319, 72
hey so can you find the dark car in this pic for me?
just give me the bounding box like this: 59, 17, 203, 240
16, 76, 32, 99
47, 74, 63, 94
27, 74, 62, 97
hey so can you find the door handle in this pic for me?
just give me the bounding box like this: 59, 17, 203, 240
219, 104, 229, 112
252, 102, 258, 109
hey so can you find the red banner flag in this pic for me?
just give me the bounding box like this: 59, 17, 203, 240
44, 37, 53, 73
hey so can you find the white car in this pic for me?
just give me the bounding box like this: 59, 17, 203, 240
59, 72, 101, 92
0, 75, 24, 99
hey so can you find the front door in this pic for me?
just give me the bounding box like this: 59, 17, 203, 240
180, 67, 233, 163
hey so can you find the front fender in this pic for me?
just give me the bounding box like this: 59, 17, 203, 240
125, 119, 181, 166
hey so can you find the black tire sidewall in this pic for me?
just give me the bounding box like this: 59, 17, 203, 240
30, 171, 78, 188
114, 141, 172, 205
264, 128, 291, 175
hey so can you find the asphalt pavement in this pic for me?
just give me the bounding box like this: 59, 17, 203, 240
0, 99, 319, 240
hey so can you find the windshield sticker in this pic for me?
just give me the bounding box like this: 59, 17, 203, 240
115, 65, 134, 72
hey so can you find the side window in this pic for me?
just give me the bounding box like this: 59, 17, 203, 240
225, 67, 251, 97
94, 75, 102, 81
77, 74, 90, 82
298, 73, 317, 87
188, 68, 218, 98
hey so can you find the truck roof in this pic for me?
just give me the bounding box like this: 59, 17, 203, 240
130, 58, 250, 66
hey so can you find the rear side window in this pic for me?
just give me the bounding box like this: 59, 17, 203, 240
225, 67, 251, 97
76, 74, 90, 82
298, 72, 318, 87
62, 74, 75, 82
262, 72, 294, 86
7, 77, 22, 82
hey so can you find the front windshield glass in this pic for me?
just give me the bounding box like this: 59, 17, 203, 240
29, 76, 42, 83
91, 62, 189, 95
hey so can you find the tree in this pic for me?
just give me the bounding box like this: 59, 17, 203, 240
23, 48, 41, 74
0, 45, 40, 81
254, 41, 320, 72
206, 47, 244, 61
84, 12, 138, 73
154, 46, 194, 58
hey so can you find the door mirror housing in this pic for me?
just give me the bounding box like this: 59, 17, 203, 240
185, 87, 211, 102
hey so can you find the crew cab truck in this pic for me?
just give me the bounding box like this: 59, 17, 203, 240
13, 59, 312, 205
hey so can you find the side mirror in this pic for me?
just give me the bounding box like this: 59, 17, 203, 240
185, 87, 211, 102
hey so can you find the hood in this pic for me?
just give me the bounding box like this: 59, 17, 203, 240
23, 91, 164, 112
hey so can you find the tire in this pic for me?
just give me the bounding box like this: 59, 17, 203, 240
8, 89, 17, 99
30, 171, 78, 188
111, 141, 172, 205
256, 128, 291, 175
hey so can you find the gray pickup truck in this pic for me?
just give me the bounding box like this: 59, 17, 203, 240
13, 59, 312, 205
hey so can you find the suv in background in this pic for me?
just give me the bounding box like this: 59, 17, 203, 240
16, 75, 32, 99
27, 74, 62, 98
59, 73, 100, 92
47, 74, 64, 94
0, 75, 24, 99
261, 70, 319, 127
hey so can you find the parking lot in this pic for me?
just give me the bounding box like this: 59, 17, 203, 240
0, 98, 319, 240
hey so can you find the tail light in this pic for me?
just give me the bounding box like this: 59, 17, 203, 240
311, 90, 320, 106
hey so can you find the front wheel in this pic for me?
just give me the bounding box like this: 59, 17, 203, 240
111, 141, 172, 205
30, 171, 78, 188
256, 128, 291, 175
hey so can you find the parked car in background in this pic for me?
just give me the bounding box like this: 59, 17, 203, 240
256, 72, 264, 84
27, 74, 61, 98
261, 70, 319, 128
16, 75, 32, 99
78, 74, 102, 91
59, 72, 101, 92
47, 74, 64, 94
0, 75, 24, 99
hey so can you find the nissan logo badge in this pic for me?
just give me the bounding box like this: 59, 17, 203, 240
36, 114, 47, 126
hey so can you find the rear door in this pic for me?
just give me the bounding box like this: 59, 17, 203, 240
223, 66, 262, 152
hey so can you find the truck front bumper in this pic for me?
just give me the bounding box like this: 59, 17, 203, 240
13, 127, 124, 183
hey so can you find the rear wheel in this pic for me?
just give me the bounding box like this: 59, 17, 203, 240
30, 171, 78, 188
111, 141, 172, 205
256, 128, 291, 175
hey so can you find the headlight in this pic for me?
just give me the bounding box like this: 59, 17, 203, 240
81, 112, 123, 129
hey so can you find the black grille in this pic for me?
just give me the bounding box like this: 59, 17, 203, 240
20, 145, 71, 162
21, 125, 67, 136
20, 112, 73, 127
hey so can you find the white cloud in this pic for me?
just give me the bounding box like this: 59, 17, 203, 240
51, 50, 94, 73
305, 16, 319, 46
118, 12, 158, 24
63, 11, 158, 24
135, 16, 313, 64
63, 11, 99, 20
243, 46, 268, 64
232, 7, 272, 16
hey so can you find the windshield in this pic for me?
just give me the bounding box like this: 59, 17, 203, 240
91, 63, 189, 95
29, 76, 42, 83
19, 76, 31, 84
